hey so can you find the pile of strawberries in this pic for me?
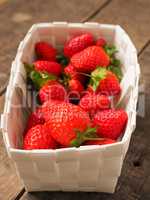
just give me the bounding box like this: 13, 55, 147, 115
23, 33, 128, 150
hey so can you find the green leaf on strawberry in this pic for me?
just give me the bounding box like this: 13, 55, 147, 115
104, 45, 118, 57
24, 63, 57, 89
56, 54, 69, 66
110, 58, 121, 67
70, 127, 99, 147
30, 71, 56, 89
89, 67, 107, 91
108, 65, 123, 82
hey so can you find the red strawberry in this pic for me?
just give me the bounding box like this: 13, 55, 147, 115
35, 42, 56, 61
64, 64, 85, 83
64, 33, 94, 57
93, 109, 128, 140
39, 100, 63, 122
25, 110, 45, 131
68, 79, 84, 94
71, 46, 110, 72
45, 102, 97, 147
90, 68, 121, 96
39, 81, 67, 103
23, 124, 57, 150
96, 38, 107, 47
68, 79, 84, 103
79, 94, 110, 114
86, 85, 95, 94
34, 60, 62, 76
86, 138, 116, 145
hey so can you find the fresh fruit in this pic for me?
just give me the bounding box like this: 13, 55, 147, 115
79, 94, 110, 114
39, 100, 63, 122
24, 62, 57, 89
23, 124, 57, 150
25, 110, 45, 131
71, 46, 110, 72
35, 42, 56, 61
90, 67, 121, 96
56, 54, 69, 66
45, 102, 99, 147
96, 38, 106, 47
64, 64, 84, 82
34, 60, 62, 76
23, 34, 127, 150
68, 79, 84, 103
68, 79, 84, 94
39, 81, 67, 103
64, 33, 94, 57
93, 109, 128, 140
86, 138, 116, 145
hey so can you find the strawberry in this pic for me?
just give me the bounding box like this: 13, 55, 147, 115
25, 110, 45, 131
35, 41, 56, 61
64, 33, 94, 57
39, 80, 67, 104
96, 38, 107, 47
64, 64, 85, 83
40, 100, 64, 122
71, 46, 110, 72
68, 79, 84, 94
93, 109, 128, 140
24, 63, 57, 89
79, 94, 110, 114
90, 67, 121, 96
86, 138, 116, 145
68, 79, 84, 103
34, 60, 62, 76
23, 124, 57, 150
45, 102, 98, 147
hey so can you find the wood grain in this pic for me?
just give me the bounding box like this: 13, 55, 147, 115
91, 0, 150, 52
0, 0, 108, 93
17, 44, 150, 200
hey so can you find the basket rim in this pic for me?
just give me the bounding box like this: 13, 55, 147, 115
1, 22, 140, 153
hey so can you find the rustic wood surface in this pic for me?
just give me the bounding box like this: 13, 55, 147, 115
0, 0, 108, 93
0, 0, 150, 200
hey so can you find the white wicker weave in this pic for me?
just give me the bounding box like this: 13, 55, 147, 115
1, 22, 140, 193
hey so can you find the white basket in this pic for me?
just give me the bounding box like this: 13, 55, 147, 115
1, 22, 140, 193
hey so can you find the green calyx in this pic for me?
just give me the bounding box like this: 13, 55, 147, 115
108, 58, 123, 82
30, 71, 56, 89
24, 63, 57, 90
103, 44, 123, 82
108, 65, 123, 82
90, 67, 107, 91
70, 127, 103, 147
56, 54, 69, 66
104, 44, 118, 57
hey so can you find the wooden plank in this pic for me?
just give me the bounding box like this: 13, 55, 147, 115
91, 0, 150, 52
0, 0, 108, 93
19, 44, 150, 200
136, 43, 150, 200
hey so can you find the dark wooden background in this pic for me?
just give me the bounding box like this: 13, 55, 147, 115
0, 0, 150, 200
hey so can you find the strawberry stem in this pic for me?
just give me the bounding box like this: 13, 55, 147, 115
70, 126, 102, 147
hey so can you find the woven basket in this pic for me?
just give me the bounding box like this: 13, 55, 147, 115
1, 22, 140, 193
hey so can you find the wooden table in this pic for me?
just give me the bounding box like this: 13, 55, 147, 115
0, 0, 150, 199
